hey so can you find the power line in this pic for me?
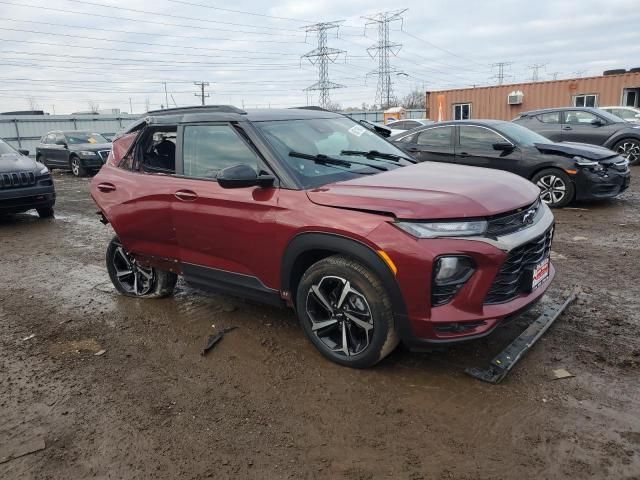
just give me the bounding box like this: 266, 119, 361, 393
165, 0, 312, 23
528, 63, 547, 82
362, 9, 407, 108
194, 82, 210, 105
301, 21, 346, 109
491, 62, 513, 85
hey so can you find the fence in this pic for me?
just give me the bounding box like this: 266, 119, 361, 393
0, 109, 427, 156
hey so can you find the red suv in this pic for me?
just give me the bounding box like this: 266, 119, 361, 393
91, 106, 555, 368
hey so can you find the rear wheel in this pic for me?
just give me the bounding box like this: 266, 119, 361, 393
70, 156, 87, 177
296, 255, 399, 368
613, 138, 640, 165
532, 168, 574, 208
106, 236, 177, 298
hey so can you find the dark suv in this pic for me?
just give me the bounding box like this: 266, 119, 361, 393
91, 106, 556, 368
36, 130, 112, 176
513, 107, 640, 165
0, 138, 55, 218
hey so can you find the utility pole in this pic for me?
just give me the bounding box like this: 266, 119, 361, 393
491, 62, 513, 85
301, 21, 346, 109
164, 82, 169, 109
363, 9, 407, 109
129, 97, 133, 114
194, 81, 210, 106
528, 63, 547, 82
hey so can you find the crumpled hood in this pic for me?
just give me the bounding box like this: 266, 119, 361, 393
0, 153, 37, 173
306, 162, 540, 220
534, 142, 618, 160
70, 142, 112, 151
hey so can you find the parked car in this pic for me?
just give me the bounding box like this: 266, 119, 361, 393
91, 106, 556, 369
600, 106, 640, 124
36, 130, 112, 177
391, 120, 630, 208
513, 107, 640, 165
385, 118, 433, 135
0, 138, 55, 218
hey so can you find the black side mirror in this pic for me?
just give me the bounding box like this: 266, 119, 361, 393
493, 142, 515, 151
217, 164, 274, 189
591, 118, 604, 126
18, 149, 29, 156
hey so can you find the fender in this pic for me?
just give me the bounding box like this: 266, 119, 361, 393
281, 232, 408, 321
604, 129, 640, 149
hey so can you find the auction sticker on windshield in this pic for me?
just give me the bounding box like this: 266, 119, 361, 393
532, 257, 550, 290
348, 125, 366, 137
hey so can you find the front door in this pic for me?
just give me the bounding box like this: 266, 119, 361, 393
397, 125, 455, 163
171, 122, 282, 296
561, 110, 618, 145
454, 125, 522, 174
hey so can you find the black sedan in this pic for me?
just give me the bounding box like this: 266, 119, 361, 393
36, 130, 112, 177
513, 107, 640, 165
0, 138, 55, 218
391, 120, 630, 208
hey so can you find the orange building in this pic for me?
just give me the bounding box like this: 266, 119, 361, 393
426, 71, 640, 122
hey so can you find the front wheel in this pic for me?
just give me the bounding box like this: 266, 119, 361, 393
532, 169, 574, 208
36, 207, 54, 218
296, 255, 399, 368
70, 156, 87, 177
106, 236, 177, 298
613, 138, 640, 165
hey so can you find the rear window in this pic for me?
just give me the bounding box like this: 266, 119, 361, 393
538, 112, 560, 124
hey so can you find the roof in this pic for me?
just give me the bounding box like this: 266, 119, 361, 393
519, 106, 603, 115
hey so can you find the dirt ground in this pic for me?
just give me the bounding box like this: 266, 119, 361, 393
1, 170, 639, 480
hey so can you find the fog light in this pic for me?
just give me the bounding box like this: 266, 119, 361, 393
432, 256, 475, 306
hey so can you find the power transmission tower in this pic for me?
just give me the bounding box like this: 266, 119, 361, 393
362, 9, 407, 109
573, 70, 587, 78
301, 21, 346, 109
528, 63, 547, 82
548, 71, 561, 81
491, 62, 513, 85
194, 81, 210, 106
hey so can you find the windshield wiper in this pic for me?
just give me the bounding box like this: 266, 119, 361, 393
340, 149, 417, 164
289, 151, 388, 172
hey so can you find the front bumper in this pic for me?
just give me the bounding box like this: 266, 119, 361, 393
373, 202, 556, 349
0, 184, 56, 214
574, 167, 630, 201
79, 156, 106, 169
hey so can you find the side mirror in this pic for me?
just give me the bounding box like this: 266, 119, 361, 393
591, 118, 604, 126
217, 164, 274, 189
493, 142, 515, 151
18, 149, 29, 156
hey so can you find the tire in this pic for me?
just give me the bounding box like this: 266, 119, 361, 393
612, 138, 640, 165
36, 207, 54, 218
296, 255, 399, 368
69, 156, 87, 177
106, 236, 177, 298
531, 168, 574, 208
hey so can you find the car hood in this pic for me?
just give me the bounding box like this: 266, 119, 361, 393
0, 153, 37, 173
534, 142, 617, 160
306, 162, 540, 220
69, 143, 112, 151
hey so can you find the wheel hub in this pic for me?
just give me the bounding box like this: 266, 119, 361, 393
111, 242, 154, 296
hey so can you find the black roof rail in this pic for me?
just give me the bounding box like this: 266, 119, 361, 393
146, 105, 246, 116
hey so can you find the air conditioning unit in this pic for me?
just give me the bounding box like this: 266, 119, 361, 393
508, 90, 524, 105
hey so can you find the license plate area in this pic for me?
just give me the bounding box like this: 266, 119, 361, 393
531, 257, 550, 290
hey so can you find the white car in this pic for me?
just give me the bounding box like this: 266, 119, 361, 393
384, 118, 434, 135
600, 106, 640, 124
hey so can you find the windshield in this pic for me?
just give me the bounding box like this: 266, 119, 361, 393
495, 122, 553, 147
65, 132, 109, 145
0, 138, 18, 155
255, 117, 412, 188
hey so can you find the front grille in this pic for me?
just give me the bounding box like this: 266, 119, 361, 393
485, 226, 554, 305
98, 150, 111, 161
0, 171, 36, 189
486, 200, 540, 237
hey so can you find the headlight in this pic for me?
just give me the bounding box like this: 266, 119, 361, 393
395, 220, 487, 238
39, 165, 49, 174
573, 156, 599, 167
78, 150, 97, 157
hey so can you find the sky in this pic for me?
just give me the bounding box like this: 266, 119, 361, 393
0, 0, 639, 114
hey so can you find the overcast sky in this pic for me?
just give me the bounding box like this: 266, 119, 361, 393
1, 0, 639, 114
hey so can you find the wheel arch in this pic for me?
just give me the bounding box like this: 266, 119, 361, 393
605, 133, 640, 149
281, 232, 408, 319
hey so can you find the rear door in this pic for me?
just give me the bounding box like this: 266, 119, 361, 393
396, 125, 455, 163
455, 125, 522, 174
561, 110, 619, 144
40, 133, 59, 165
528, 112, 563, 141
171, 122, 282, 293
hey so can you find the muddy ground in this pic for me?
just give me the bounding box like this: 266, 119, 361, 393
1, 170, 639, 479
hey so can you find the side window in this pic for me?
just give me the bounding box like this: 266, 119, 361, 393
45, 133, 56, 144
564, 111, 598, 125
404, 121, 420, 129
182, 124, 259, 179
398, 133, 416, 143
538, 112, 560, 124
390, 121, 405, 129
459, 126, 505, 148
416, 127, 453, 147
55, 133, 66, 145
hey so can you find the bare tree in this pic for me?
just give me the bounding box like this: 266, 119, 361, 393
26, 96, 40, 111
400, 89, 425, 109
88, 101, 100, 114
325, 101, 342, 112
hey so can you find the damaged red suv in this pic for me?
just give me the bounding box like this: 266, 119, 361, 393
91, 106, 555, 368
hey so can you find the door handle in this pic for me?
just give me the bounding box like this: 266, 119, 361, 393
458, 152, 470, 158
97, 182, 116, 192
562, 126, 572, 130
175, 190, 198, 201
406, 147, 419, 153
